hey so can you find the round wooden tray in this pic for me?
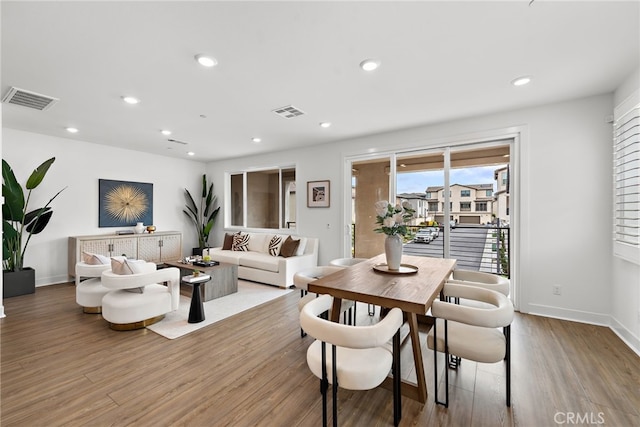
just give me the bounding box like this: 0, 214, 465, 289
373, 263, 419, 275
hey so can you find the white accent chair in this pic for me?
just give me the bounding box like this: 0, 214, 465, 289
75, 262, 112, 313
300, 294, 404, 427
101, 263, 180, 330
427, 283, 514, 407
294, 266, 354, 337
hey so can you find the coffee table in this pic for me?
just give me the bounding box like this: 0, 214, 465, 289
164, 260, 238, 302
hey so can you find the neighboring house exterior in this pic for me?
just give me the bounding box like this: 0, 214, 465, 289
425, 183, 495, 225
396, 192, 428, 225
494, 166, 510, 226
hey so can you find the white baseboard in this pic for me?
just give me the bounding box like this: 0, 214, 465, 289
527, 303, 640, 356
36, 274, 71, 287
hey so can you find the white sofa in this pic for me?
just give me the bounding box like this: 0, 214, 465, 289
206, 232, 318, 288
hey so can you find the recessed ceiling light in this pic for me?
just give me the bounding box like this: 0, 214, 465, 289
65, 127, 78, 133
319, 122, 332, 128
187, 151, 195, 156
195, 54, 218, 68
252, 137, 262, 143
161, 130, 172, 136
511, 76, 532, 86
122, 96, 140, 104
360, 59, 381, 71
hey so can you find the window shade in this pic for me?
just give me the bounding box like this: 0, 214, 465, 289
613, 90, 640, 264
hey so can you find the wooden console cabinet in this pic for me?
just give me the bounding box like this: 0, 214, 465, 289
68, 231, 183, 277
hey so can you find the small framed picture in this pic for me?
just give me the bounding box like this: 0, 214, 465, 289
307, 180, 330, 208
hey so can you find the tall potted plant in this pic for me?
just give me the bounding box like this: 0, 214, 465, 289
2, 157, 65, 297
184, 174, 220, 255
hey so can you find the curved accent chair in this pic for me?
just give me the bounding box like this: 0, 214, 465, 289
427, 283, 514, 407
294, 266, 353, 337
101, 263, 180, 331
75, 262, 112, 313
300, 294, 404, 427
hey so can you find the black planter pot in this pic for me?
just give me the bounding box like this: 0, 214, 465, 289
3, 267, 36, 298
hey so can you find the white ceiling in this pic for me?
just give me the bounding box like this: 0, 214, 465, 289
2, 1, 639, 162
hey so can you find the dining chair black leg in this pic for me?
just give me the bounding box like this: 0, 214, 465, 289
393, 329, 402, 426
332, 344, 338, 427
506, 324, 511, 407
321, 341, 328, 427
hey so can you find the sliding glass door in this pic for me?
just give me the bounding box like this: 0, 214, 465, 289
347, 141, 512, 277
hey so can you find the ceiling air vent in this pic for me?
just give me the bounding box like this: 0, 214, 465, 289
272, 105, 305, 119
168, 138, 188, 145
2, 87, 59, 111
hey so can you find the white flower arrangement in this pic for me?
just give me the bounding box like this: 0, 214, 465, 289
374, 200, 416, 236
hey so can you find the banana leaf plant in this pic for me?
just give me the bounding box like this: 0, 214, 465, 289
183, 174, 220, 250
2, 157, 66, 272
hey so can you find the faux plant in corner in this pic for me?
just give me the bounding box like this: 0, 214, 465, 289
2, 157, 66, 298
184, 174, 220, 256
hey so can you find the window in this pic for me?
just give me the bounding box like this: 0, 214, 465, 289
460, 202, 471, 211
228, 166, 296, 229
428, 202, 439, 212
486, 189, 493, 197
502, 173, 507, 186
476, 202, 487, 211
613, 91, 640, 264
461, 190, 470, 197
426, 192, 432, 199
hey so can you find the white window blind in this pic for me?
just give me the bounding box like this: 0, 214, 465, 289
613, 89, 640, 265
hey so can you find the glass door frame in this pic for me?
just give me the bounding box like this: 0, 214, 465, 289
342, 133, 521, 309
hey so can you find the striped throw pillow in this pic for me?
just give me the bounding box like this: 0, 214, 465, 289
268, 235, 283, 256
232, 233, 250, 251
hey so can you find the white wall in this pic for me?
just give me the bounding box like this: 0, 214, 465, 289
209, 93, 632, 347
612, 67, 640, 353
2, 128, 206, 285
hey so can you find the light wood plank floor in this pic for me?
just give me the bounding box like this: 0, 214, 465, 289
1, 283, 638, 426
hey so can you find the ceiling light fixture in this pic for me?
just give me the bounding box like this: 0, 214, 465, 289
360, 58, 381, 71
66, 127, 78, 133
195, 54, 218, 68
161, 130, 172, 136
187, 151, 195, 156
511, 76, 532, 87
122, 96, 140, 104
252, 137, 262, 143
319, 122, 331, 128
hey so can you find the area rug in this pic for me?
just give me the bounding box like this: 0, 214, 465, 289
147, 280, 293, 339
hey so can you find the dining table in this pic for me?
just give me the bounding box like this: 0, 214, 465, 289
308, 253, 456, 404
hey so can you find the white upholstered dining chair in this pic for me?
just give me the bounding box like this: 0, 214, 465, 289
427, 283, 514, 407
300, 294, 404, 427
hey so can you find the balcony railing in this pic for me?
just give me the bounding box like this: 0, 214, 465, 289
403, 225, 510, 277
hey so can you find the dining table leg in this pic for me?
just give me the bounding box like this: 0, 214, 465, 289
407, 312, 428, 403
330, 297, 342, 323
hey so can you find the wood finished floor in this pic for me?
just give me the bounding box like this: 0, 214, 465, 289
1, 282, 639, 427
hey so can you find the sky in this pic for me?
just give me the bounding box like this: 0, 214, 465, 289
397, 165, 507, 194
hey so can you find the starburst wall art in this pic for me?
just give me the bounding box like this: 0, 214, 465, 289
99, 179, 153, 227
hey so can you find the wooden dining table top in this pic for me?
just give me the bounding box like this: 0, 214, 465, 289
308, 254, 457, 314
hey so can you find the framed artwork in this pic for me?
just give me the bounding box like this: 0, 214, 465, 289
307, 180, 330, 208
99, 179, 153, 227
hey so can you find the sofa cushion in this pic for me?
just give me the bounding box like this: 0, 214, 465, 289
239, 252, 280, 273
232, 233, 249, 251
280, 236, 300, 258
222, 233, 234, 250
248, 233, 267, 253
295, 237, 307, 256
209, 250, 244, 265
